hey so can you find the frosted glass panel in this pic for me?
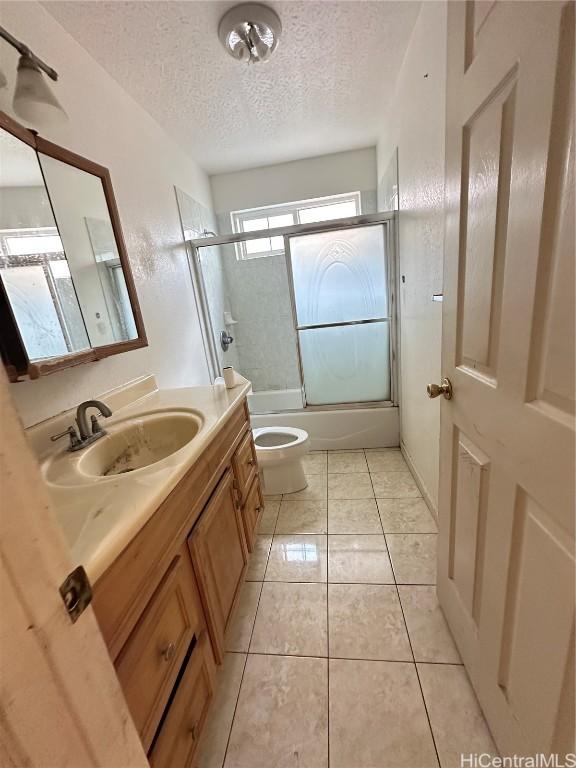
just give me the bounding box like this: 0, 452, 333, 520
299, 322, 391, 405
290, 225, 387, 326
1, 266, 68, 359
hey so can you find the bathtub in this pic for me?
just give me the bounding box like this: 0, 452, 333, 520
248, 388, 399, 451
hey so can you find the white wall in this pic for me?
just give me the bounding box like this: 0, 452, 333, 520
377, 1, 448, 512
0, 1, 213, 427
210, 147, 377, 214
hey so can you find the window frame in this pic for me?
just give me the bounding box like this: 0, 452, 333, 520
230, 191, 362, 260
0, 226, 64, 263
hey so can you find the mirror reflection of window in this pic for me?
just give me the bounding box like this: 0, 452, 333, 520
283, 541, 319, 563
37, 154, 138, 346
0, 130, 90, 361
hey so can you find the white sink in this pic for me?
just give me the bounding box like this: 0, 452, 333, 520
79, 411, 202, 477
44, 409, 204, 486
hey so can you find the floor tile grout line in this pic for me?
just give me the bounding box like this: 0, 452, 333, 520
260, 494, 280, 582
248, 579, 437, 587
279, 495, 424, 500
234, 649, 464, 667
303, 469, 420, 476
392, 578, 443, 768
369, 464, 443, 768
325, 470, 415, 475
280, 496, 427, 502
219, 494, 279, 768
262, 530, 437, 536
219, 639, 248, 767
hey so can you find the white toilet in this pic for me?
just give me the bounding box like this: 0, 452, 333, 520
253, 426, 311, 495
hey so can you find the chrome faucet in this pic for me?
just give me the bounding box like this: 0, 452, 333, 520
51, 399, 113, 452
76, 400, 112, 440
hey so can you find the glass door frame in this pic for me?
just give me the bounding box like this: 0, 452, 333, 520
283, 218, 397, 410
185, 239, 222, 382
188, 210, 398, 410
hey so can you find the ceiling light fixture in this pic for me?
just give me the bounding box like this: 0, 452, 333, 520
218, 3, 282, 64
0, 25, 67, 126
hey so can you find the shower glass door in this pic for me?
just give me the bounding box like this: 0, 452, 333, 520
287, 224, 391, 406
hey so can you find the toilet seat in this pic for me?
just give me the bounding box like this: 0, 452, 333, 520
253, 426, 310, 466
253, 426, 308, 450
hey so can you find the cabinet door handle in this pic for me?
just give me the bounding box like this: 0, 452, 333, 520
161, 641, 176, 662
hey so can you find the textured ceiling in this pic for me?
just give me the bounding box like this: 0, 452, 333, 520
42, 1, 420, 174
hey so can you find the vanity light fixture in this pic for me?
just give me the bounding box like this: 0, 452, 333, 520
218, 3, 282, 64
0, 25, 67, 126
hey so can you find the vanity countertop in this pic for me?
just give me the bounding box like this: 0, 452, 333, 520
29, 375, 252, 582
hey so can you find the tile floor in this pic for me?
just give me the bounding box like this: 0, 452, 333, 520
196, 449, 497, 768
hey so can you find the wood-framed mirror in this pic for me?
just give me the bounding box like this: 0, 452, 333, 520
0, 111, 147, 380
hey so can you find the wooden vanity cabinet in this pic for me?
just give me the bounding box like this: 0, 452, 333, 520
232, 429, 258, 501
241, 477, 264, 552
91, 397, 263, 765
115, 547, 208, 750
232, 428, 263, 553
148, 631, 215, 768
187, 469, 247, 663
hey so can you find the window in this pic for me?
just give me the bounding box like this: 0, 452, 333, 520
231, 192, 361, 260
0, 227, 90, 356
4, 231, 64, 256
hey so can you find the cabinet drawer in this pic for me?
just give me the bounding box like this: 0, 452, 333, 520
232, 430, 257, 501
148, 632, 215, 768
242, 477, 263, 552
115, 549, 204, 750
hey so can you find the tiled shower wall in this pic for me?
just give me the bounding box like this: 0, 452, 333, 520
220, 244, 300, 391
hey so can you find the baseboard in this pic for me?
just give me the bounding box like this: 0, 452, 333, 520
400, 441, 438, 521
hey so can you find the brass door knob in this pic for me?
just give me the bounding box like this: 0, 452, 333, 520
427, 378, 453, 400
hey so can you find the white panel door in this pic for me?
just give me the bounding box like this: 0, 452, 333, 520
438, 0, 575, 757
